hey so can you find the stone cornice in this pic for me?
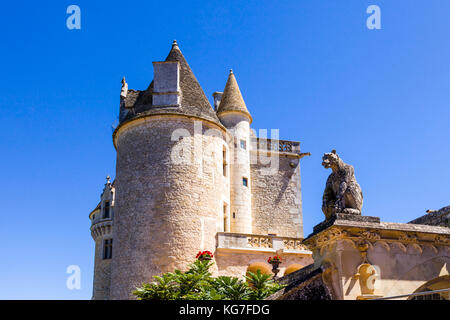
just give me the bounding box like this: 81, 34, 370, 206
303, 215, 450, 253
112, 113, 227, 149
90, 220, 113, 241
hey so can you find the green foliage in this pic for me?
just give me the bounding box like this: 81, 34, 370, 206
245, 270, 284, 300
212, 276, 251, 300
133, 258, 285, 300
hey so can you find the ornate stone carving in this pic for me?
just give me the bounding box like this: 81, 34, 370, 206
315, 228, 347, 248
321, 150, 363, 219
283, 239, 307, 250
435, 235, 450, 245
247, 236, 273, 248
358, 231, 381, 241
398, 233, 418, 243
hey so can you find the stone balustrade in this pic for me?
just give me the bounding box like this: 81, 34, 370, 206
216, 232, 311, 254
252, 138, 301, 155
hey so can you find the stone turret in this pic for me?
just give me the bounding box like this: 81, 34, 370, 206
217, 70, 252, 234
89, 176, 115, 300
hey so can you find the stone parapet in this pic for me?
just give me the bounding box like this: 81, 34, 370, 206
251, 138, 309, 158
216, 232, 311, 255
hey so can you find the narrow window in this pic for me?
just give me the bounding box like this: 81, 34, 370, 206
222, 147, 227, 177
92, 214, 95, 220
233, 212, 236, 219
240, 139, 247, 150
103, 239, 113, 259
103, 201, 110, 219
223, 203, 228, 232
243, 177, 248, 187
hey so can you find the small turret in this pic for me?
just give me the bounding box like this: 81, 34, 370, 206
217, 70, 252, 234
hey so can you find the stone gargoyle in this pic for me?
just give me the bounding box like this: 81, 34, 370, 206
322, 150, 363, 219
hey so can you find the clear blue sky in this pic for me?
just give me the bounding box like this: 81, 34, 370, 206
0, 0, 449, 299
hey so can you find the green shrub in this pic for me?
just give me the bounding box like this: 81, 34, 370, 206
133, 258, 284, 300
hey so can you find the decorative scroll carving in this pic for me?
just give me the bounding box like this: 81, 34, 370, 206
398, 233, 418, 243
315, 229, 347, 248
247, 236, 273, 248
435, 235, 450, 245
358, 231, 381, 241
282, 239, 307, 250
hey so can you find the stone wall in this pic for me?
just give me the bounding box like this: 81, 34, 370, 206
250, 152, 303, 238
92, 238, 112, 300
110, 116, 228, 299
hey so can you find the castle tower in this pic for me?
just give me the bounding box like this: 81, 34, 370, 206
90, 41, 313, 300
109, 41, 229, 299
217, 70, 252, 234
89, 176, 115, 300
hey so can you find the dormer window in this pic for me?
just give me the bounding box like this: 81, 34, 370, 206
103, 201, 111, 219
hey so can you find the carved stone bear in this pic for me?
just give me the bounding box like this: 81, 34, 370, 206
322, 150, 363, 219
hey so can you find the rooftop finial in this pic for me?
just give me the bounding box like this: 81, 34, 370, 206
229, 69, 233, 74
172, 39, 178, 47
106, 175, 111, 184
120, 77, 128, 98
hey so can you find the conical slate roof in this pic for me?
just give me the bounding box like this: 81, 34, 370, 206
120, 41, 221, 126
217, 70, 251, 122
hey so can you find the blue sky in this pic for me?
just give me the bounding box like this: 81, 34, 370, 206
0, 1, 449, 299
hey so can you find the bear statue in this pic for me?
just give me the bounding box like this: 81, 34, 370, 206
322, 150, 363, 220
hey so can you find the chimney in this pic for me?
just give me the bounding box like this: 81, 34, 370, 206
212, 91, 223, 111
152, 61, 180, 106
